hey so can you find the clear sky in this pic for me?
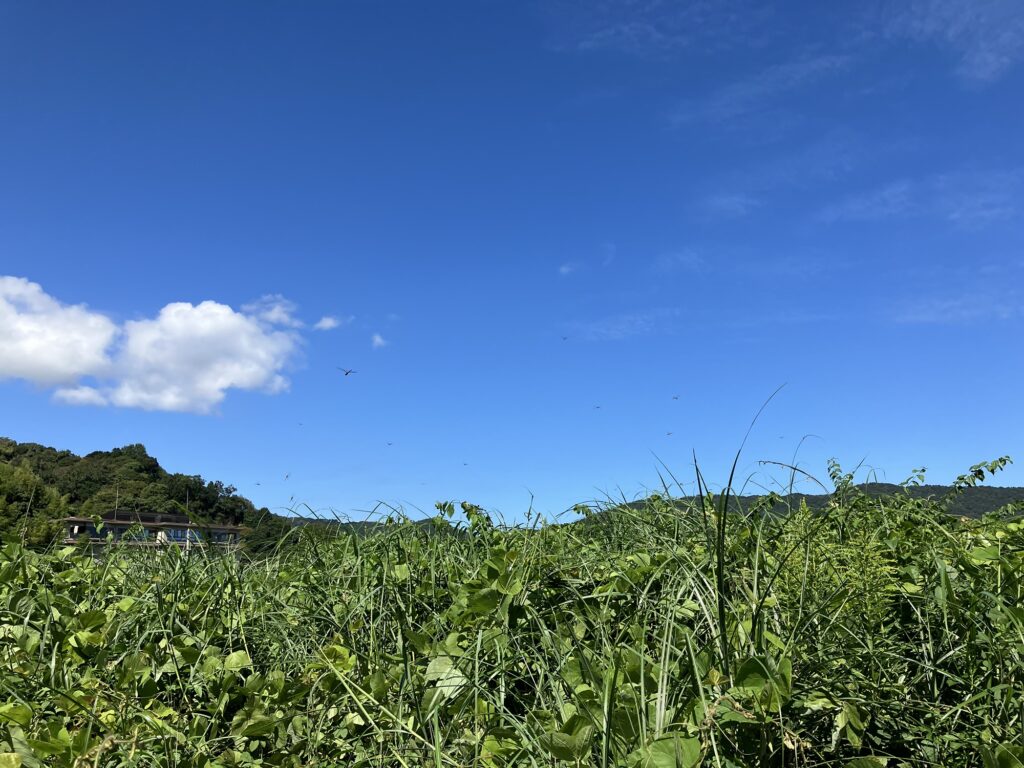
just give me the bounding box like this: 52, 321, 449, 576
2, 1, 1022, 520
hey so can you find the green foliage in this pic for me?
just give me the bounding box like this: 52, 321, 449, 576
0, 460, 1021, 766
0, 462, 66, 548
0, 438, 284, 552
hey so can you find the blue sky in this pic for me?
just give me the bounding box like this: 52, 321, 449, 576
2, 1, 1023, 520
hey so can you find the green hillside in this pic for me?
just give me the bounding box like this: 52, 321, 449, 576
3, 437, 1023, 552
0, 437, 290, 551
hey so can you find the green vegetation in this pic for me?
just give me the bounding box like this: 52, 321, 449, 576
3, 437, 1023, 554
0, 439, 290, 553
2, 456, 1023, 766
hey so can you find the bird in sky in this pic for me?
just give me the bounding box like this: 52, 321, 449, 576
337, 367, 357, 376
594, 405, 602, 409
666, 432, 673, 436
284, 473, 290, 481
561, 336, 568, 341
387, 442, 393, 446
672, 395, 679, 400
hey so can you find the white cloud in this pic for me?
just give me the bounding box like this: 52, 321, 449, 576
558, 262, 579, 276
53, 385, 109, 406
313, 315, 353, 331
242, 294, 304, 329
103, 301, 297, 413
371, 333, 388, 349
0, 277, 118, 385
882, 0, 1024, 81
0, 276, 302, 414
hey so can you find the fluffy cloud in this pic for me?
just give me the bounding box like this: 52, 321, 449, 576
371, 333, 388, 349
0, 277, 118, 385
1, 277, 302, 414
102, 301, 295, 413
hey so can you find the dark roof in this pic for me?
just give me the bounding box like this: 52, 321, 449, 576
64, 514, 243, 532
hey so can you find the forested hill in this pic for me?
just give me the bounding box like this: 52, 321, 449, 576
751, 483, 1023, 519
0, 437, 289, 549
612, 482, 1024, 521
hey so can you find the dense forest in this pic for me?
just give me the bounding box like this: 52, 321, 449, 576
0, 437, 291, 551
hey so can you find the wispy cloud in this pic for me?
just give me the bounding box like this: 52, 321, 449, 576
558, 262, 580, 276
652, 250, 706, 273
545, 0, 771, 58
571, 307, 680, 341
895, 293, 1021, 324
673, 53, 851, 124
881, 0, 1024, 82
700, 130, 868, 213
821, 169, 1022, 227
702, 192, 762, 218
371, 333, 388, 349
819, 180, 914, 222
242, 294, 304, 329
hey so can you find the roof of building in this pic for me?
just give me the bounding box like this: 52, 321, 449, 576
64, 514, 244, 532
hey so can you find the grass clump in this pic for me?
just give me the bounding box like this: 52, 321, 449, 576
1, 460, 1022, 767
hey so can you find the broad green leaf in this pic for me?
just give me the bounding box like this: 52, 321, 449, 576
538, 725, 594, 762
425, 655, 454, 682
628, 735, 701, 768
0, 703, 32, 728
237, 716, 277, 737
467, 587, 501, 614
224, 650, 252, 671
981, 745, 1024, 768
970, 546, 1000, 562
732, 657, 770, 692
115, 596, 137, 612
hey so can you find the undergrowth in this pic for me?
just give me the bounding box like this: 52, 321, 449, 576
1, 460, 1022, 767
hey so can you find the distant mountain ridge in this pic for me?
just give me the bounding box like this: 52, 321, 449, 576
2, 437, 1021, 550
713, 482, 1024, 519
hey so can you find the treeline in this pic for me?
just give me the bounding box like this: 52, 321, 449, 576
0, 437, 291, 551
749, 482, 1024, 519
4, 437, 1022, 553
